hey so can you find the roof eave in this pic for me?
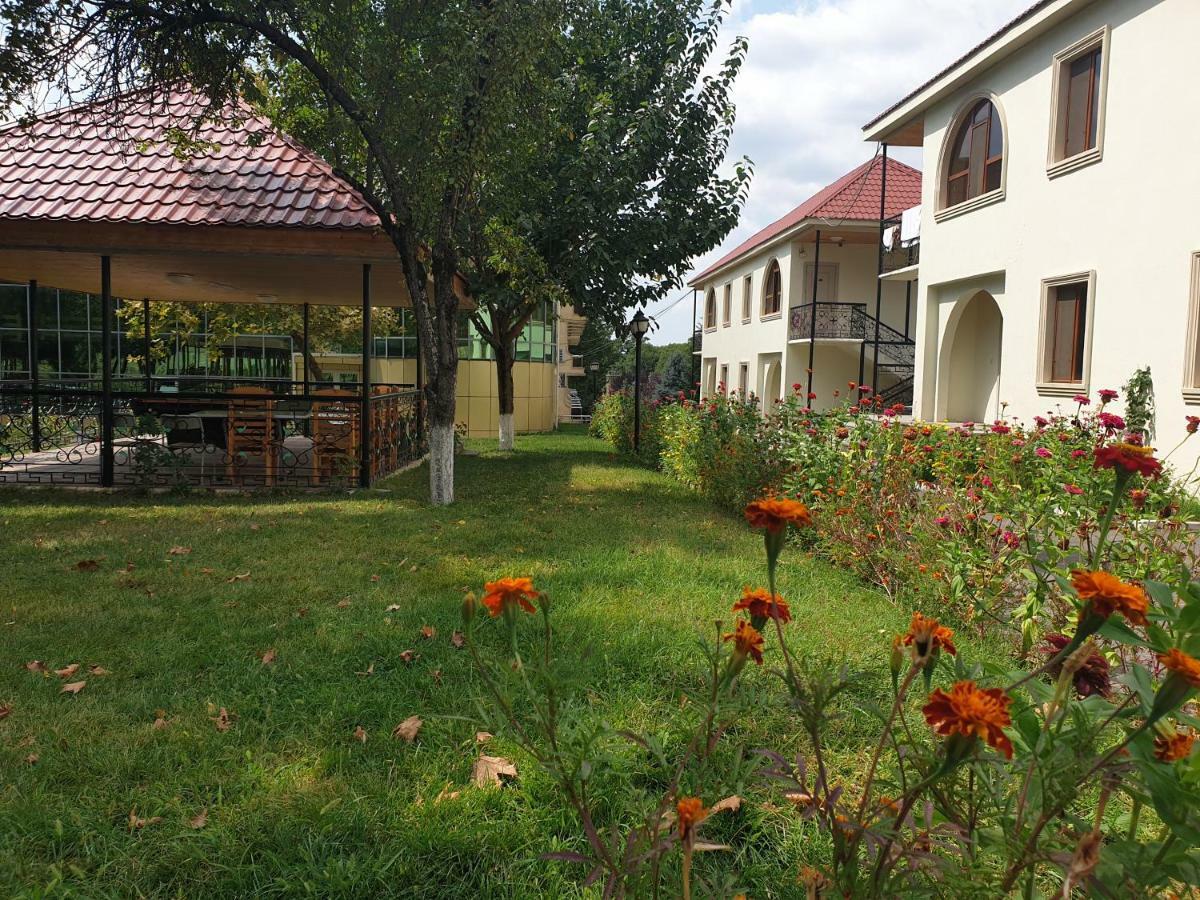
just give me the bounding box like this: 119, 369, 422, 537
862, 0, 1094, 144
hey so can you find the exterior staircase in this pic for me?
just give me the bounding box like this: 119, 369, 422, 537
850, 307, 915, 411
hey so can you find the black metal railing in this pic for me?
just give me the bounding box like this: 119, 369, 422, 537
788, 302, 868, 341
0, 379, 425, 488
880, 212, 920, 275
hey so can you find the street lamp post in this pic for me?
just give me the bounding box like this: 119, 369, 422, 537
588, 362, 599, 411
629, 309, 651, 451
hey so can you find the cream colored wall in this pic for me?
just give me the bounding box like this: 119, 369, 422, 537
912, 0, 1200, 472
696, 233, 912, 411
297, 353, 557, 439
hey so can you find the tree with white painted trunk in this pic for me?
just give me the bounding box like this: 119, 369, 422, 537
0, 0, 563, 504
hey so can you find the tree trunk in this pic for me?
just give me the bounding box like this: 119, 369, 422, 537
496, 339, 515, 451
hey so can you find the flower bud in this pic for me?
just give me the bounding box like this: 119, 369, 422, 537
461, 591, 477, 624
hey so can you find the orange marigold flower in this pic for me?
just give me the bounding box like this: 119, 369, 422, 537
723, 619, 765, 665
676, 796, 708, 839
1093, 442, 1163, 478
901, 611, 957, 657
481, 577, 539, 617
732, 587, 791, 624
744, 497, 812, 533
1154, 727, 1196, 763
923, 680, 1014, 759
1071, 570, 1149, 626
1159, 648, 1200, 688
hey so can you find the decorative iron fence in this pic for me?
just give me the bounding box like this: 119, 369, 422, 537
788, 303, 868, 342
0, 381, 425, 488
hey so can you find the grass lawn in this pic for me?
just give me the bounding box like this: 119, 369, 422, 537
0, 428, 1005, 897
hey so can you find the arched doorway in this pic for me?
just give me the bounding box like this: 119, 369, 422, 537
940, 290, 1002, 423
762, 360, 782, 412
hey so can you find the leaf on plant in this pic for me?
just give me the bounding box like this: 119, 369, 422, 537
260, 649, 276, 666
392, 715, 422, 743
420, 625, 436, 639
450, 631, 465, 648
168, 546, 191, 556
472, 754, 517, 788
25, 660, 47, 673
188, 809, 208, 829
353, 725, 368, 743
212, 707, 233, 732
75, 559, 100, 572
128, 810, 163, 830
60, 680, 86, 695
400, 649, 418, 665
710, 795, 742, 815
227, 572, 251, 583
54, 663, 79, 678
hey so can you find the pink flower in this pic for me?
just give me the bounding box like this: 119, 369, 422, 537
981, 475, 993, 488
1064, 484, 1084, 495
1097, 412, 1126, 431
935, 516, 951, 527
1035, 447, 1052, 459
1011, 438, 1026, 447
1071, 449, 1087, 459
1000, 530, 1020, 548
1098, 389, 1118, 403
1034, 416, 1049, 428
991, 423, 1011, 435
1073, 394, 1091, 406
1188, 416, 1200, 435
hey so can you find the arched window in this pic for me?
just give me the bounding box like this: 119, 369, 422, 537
704, 289, 717, 329
944, 99, 1003, 208
763, 260, 782, 316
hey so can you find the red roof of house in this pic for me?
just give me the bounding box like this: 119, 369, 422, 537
691, 155, 921, 285
0, 87, 379, 231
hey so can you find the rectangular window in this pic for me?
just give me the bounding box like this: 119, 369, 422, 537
719, 363, 728, 393
1039, 272, 1095, 393
1187, 253, 1200, 395
722, 283, 732, 326
738, 363, 748, 397
1049, 27, 1108, 174
742, 275, 752, 321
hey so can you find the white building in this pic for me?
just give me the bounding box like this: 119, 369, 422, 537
863, 0, 1200, 473
690, 157, 923, 412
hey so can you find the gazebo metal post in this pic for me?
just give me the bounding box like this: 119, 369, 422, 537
805, 229, 821, 403
871, 144, 889, 394
142, 298, 152, 394
359, 263, 372, 488
302, 302, 310, 394
28, 279, 41, 451
100, 255, 114, 486
690, 288, 698, 399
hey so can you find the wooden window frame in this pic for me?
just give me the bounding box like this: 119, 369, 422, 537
1047, 26, 1110, 178
719, 363, 729, 394
738, 362, 749, 398
1036, 271, 1096, 396
703, 288, 716, 331
722, 283, 732, 327
742, 274, 753, 323
761, 260, 783, 319
935, 94, 1007, 221
1184, 252, 1200, 402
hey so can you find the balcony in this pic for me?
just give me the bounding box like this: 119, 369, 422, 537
788, 302, 869, 342
880, 208, 920, 278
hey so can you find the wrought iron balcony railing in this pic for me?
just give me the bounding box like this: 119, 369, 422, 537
788, 302, 868, 342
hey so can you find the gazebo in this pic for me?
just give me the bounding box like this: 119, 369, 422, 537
0, 88, 467, 488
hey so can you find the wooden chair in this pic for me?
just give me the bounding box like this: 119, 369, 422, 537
310, 388, 360, 485
225, 386, 276, 484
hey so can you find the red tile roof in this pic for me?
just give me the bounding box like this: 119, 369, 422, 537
691, 156, 921, 284
0, 87, 379, 231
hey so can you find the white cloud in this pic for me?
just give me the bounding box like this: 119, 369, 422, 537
645, 0, 1031, 343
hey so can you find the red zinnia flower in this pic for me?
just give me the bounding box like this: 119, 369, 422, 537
1093, 443, 1162, 478
481, 577, 539, 617
1188, 416, 1200, 435
1098, 389, 1118, 403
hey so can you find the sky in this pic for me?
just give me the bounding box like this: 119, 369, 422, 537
642, 0, 1032, 344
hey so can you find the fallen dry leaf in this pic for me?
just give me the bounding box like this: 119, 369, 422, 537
475, 731, 494, 744
227, 572, 251, 583
122, 562, 135, 572
385, 604, 402, 612
400, 649, 418, 665
430, 668, 443, 684
25, 660, 47, 673
212, 708, 233, 732
188, 809, 208, 829
370, 574, 381, 583
337, 597, 352, 609
128, 810, 163, 830
250, 523, 261, 531
434, 785, 462, 803
260, 649, 277, 666
296, 606, 309, 618
200, 567, 215, 575
710, 795, 742, 815
60, 680, 86, 695
75, 559, 100, 572
24, 753, 38, 765
0, 704, 11, 720
420, 625, 436, 639
450, 631, 465, 648
392, 715, 422, 743
353, 725, 368, 743
355, 662, 376, 677
55, 663, 80, 678
168, 546, 191, 556
152, 715, 170, 731
87, 665, 110, 676
472, 754, 518, 788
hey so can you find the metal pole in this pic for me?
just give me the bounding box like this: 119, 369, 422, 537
100, 256, 114, 486
871, 144, 889, 394
805, 230, 821, 404
633, 333, 642, 451
142, 298, 152, 394
858, 341, 866, 393
690, 287, 698, 400
360, 264, 372, 488
28, 280, 41, 452
302, 302, 310, 395
904, 280, 912, 341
